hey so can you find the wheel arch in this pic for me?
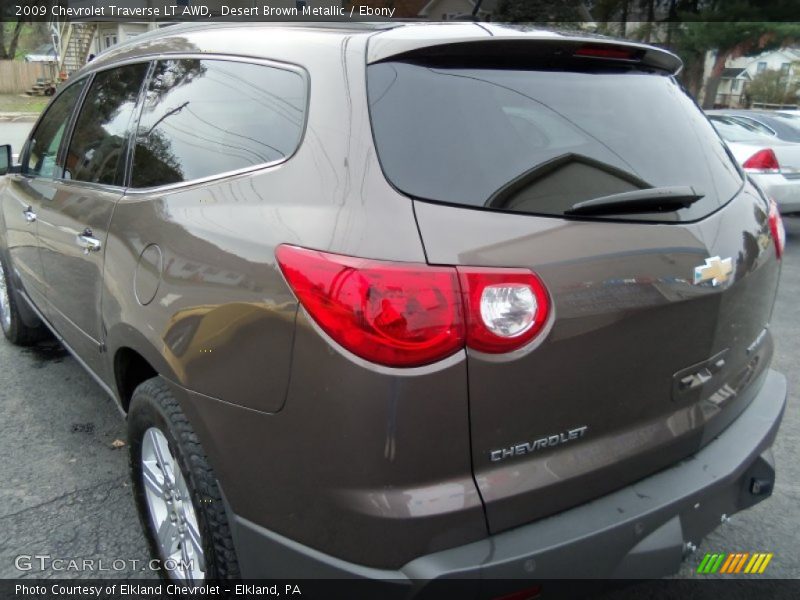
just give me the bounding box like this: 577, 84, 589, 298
108, 323, 180, 413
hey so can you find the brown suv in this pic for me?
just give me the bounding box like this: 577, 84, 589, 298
0, 22, 788, 585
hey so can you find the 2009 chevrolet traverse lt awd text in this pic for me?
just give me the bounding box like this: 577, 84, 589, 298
0, 22, 788, 586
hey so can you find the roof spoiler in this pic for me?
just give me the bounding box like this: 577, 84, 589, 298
368, 34, 682, 75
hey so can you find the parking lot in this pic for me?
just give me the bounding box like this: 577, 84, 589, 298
0, 234, 796, 581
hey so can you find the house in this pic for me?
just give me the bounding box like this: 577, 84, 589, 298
714, 67, 751, 108
90, 22, 157, 56
51, 22, 160, 80
712, 47, 800, 108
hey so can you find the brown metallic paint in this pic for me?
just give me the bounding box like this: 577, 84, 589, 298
413, 182, 780, 533
94, 28, 485, 567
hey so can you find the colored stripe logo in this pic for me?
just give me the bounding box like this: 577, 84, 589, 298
697, 552, 773, 574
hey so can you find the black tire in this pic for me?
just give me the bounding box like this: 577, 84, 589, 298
0, 254, 49, 346
128, 377, 241, 580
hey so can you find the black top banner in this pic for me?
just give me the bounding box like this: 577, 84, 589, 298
2, 0, 799, 22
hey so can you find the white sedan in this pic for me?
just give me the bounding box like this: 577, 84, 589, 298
709, 116, 800, 218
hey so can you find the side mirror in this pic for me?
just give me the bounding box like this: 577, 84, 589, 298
0, 145, 10, 176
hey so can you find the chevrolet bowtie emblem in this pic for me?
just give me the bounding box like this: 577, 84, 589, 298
694, 256, 733, 286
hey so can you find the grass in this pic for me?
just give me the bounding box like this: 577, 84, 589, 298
0, 94, 48, 114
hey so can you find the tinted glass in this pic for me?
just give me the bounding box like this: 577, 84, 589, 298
368, 63, 744, 221
131, 59, 305, 188
24, 80, 86, 178
748, 115, 800, 142
65, 63, 148, 185
0, 146, 9, 175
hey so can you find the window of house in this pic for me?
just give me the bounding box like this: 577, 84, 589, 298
732, 79, 741, 92
23, 79, 87, 178
757, 62, 767, 73
131, 59, 306, 188
64, 63, 149, 186
781, 62, 790, 74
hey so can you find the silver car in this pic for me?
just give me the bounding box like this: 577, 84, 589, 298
709, 117, 800, 217
707, 109, 800, 143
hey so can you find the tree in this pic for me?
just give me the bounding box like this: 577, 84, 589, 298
0, 1, 57, 60
592, 0, 683, 40
588, 1, 800, 105
0, 22, 25, 60
493, 0, 586, 22
687, 21, 800, 108
657, 0, 800, 108
745, 67, 800, 106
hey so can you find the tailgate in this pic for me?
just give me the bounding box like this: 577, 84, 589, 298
414, 192, 779, 532
366, 40, 782, 532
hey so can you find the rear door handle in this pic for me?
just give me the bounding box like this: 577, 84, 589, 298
23, 207, 36, 223
76, 228, 102, 254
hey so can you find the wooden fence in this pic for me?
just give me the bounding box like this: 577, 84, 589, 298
0, 61, 53, 94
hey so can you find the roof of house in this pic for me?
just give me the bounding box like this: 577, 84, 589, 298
784, 47, 800, 60
743, 47, 800, 69
722, 67, 747, 79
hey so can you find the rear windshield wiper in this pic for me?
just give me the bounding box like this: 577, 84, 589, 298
565, 186, 705, 216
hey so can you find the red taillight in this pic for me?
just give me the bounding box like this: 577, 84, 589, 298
276, 245, 552, 367
458, 267, 550, 354
275, 245, 465, 367
574, 44, 639, 60
768, 198, 786, 259
492, 585, 542, 600
743, 148, 780, 173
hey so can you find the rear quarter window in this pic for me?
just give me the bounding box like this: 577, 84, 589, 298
131, 59, 306, 188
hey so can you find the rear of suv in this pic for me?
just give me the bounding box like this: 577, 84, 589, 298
0, 22, 787, 588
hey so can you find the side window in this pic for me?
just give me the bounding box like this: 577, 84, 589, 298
131, 59, 306, 188
64, 63, 148, 185
23, 79, 86, 178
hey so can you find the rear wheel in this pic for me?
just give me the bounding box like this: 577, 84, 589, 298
128, 377, 240, 581
0, 255, 49, 345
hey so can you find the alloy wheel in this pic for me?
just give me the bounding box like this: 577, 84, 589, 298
0, 262, 11, 333
141, 427, 206, 581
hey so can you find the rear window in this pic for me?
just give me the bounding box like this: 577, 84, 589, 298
367, 62, 743, 221
710, 119, 774, 144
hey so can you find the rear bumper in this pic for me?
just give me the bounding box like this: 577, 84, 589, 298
229, 369, 786, 584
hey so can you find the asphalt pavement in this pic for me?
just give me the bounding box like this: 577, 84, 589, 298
0, 116, 797, 582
